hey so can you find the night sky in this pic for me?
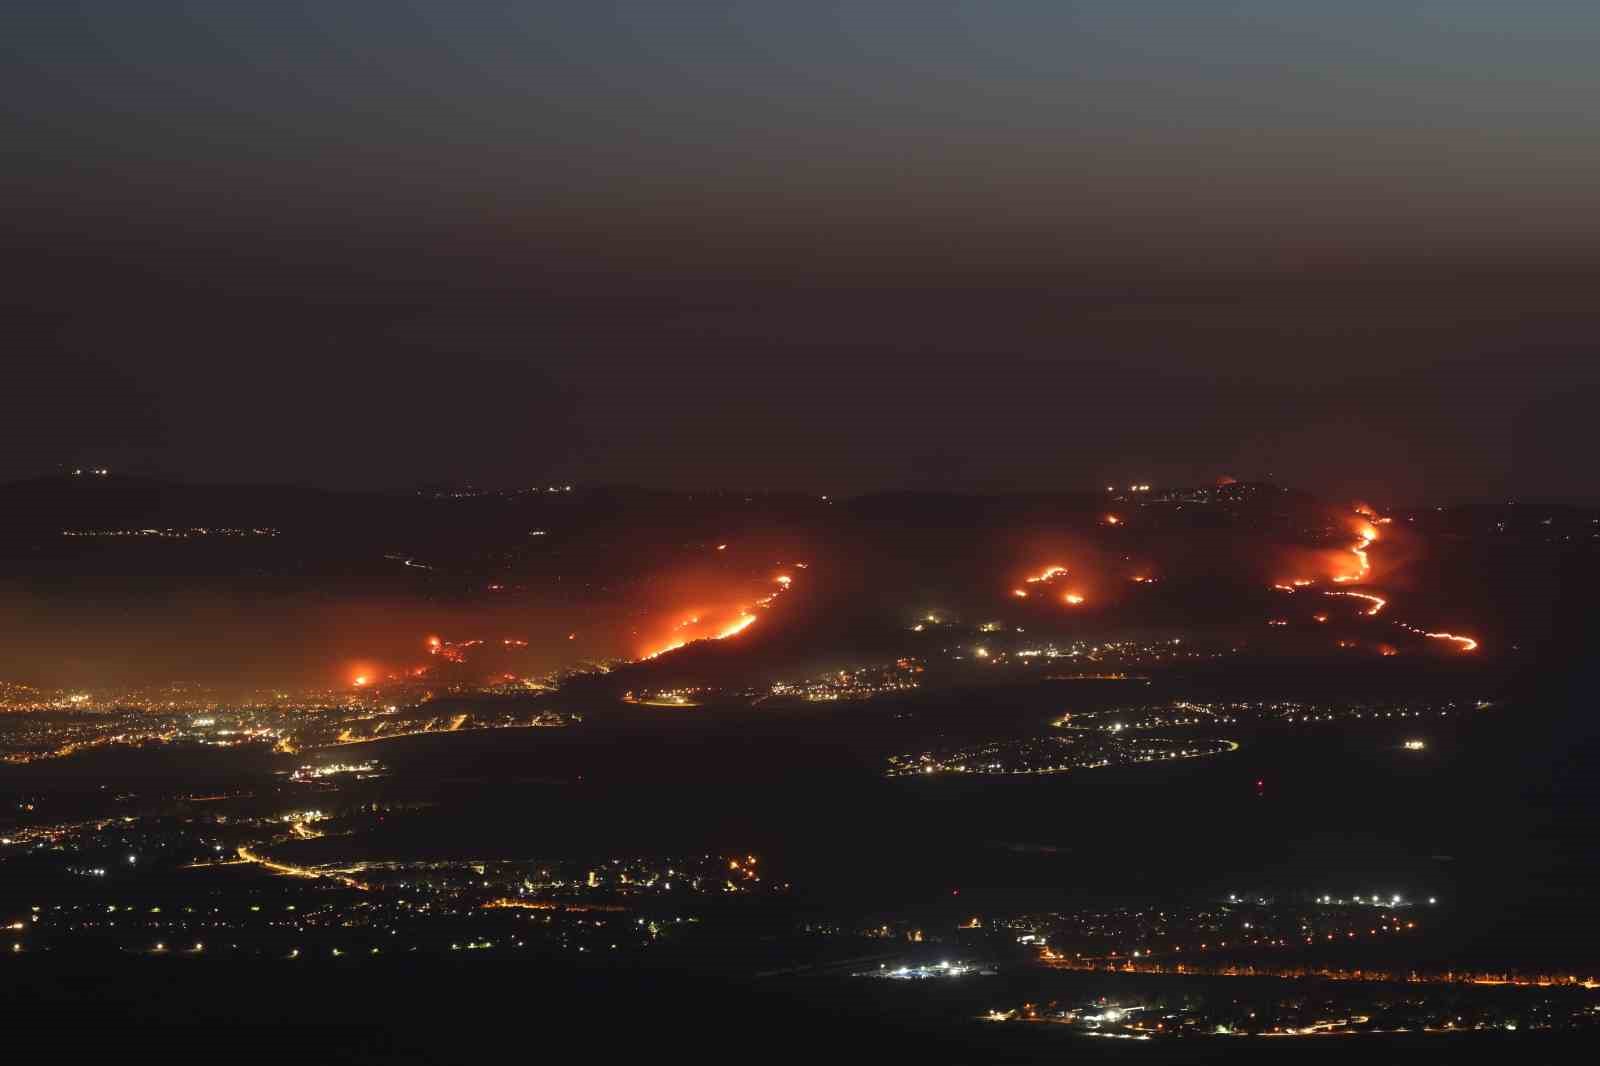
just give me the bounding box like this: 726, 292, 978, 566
6, 3, 1599, 502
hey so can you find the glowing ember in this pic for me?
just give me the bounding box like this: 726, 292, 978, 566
1063, 593, 1085, 606
1012, 588, 1028, 598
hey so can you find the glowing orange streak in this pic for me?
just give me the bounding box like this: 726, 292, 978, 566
1421, 631, 1478, 652
1328, 591, 1386, 616
714, 614, 757, 639
639, 572, 793, 660
1025, 565, 1069, 584
1012, 588, 1029, 598
1063, 593, 1085, 605
1334, 525, 1378, 584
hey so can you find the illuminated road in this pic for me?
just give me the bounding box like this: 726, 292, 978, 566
236, 844, 369, 891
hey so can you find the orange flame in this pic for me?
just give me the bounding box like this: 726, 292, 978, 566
1328, 591, 1386, 616
638, 572, 796, 660
714, 614, 758, 639
1422, 631, 1478, 652
1025, 565, 1069, 584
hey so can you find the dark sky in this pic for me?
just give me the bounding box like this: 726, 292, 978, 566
5, 3, 1598, 502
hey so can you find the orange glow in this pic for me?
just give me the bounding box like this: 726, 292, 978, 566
352, 675, 369, 687
1024, 565, 1069, 584
1312, 613, 1328, 623
1103, 515, 1122, 526
714, 613, 758, 639
716, 543, 728, 551
637, 572, 795, 660
1328, 590, 1386, 616
1063, 593, 1085, 606
1422, 631, 1479, 653
1012, 588, 1028, 598
1334, 519, 1379, 584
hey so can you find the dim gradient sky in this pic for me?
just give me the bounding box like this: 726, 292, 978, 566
6, 2, 1600, 502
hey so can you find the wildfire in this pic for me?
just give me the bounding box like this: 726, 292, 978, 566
1420, 631, 1479, 653
1261, 510, 1481, 655
714, 614, 758, 639
1025, 565, 1070, 584
1333, 523, 1379, 584
1328, 591, 1387, 616
639, 571, 796, 660
1063, 593, 1085, 606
